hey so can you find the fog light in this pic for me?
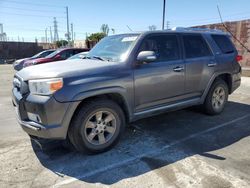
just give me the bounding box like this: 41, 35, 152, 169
27, 112, 42, 123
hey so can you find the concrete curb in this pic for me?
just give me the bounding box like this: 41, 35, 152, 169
242, 67, 250, 77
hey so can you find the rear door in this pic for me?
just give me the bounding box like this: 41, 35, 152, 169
182, 34, 215, 97
134, 33, 185, 111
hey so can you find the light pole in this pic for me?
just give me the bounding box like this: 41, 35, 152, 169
66, 6, 70, 45
162, 0, 166, 30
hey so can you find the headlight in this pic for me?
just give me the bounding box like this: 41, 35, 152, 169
28, 78, 63, 95
23, 61, 35, 68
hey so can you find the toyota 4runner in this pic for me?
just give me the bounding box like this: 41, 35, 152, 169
12, 28, 242, 153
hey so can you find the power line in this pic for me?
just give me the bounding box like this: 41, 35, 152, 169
0, 11, 66, 18
217, 5, 250, 53
0, 6, 65, 14
1, 0, 64, 8
171, 11, 250, 23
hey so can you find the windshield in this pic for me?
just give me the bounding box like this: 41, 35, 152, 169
32, 50, 55, 58
45, 49, 63, 58
87, 34, 139, 62
32, 51, 45, 58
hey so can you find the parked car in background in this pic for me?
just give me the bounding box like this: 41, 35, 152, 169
23, 48, 89, 68
68, 51, 89, 60
13, 28, 241, 153
13, 49, 55, 71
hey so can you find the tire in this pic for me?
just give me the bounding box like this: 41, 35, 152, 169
203, 78, 229, 115
68, 99, 125, 153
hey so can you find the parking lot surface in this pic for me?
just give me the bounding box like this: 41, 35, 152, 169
1, 64, 250, 188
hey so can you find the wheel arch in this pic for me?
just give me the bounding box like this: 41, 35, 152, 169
201, 72, 233, 102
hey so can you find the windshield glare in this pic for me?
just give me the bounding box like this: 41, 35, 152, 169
87, 34, 139, 62
46, 49, 62, 58
32, 51, 44, 58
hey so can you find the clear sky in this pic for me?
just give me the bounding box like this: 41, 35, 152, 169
0, 0, 250, 42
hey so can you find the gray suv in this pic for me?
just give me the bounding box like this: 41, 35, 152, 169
12, 28, 241, 153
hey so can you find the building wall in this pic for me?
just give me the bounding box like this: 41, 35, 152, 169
0, 41, 44, 61
194, 19, 250, 67
73, 40, 87, 48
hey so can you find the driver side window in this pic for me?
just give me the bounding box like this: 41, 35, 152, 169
138, 34, 180, 62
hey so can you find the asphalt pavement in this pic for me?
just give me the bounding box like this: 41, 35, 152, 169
0, 64, 250, 188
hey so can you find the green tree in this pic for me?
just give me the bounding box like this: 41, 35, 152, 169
55, 40, 68, 48
86, 32, 107, 49
86, 32, 106, 42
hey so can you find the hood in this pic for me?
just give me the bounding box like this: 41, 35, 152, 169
16, 59, 120, 81
33, 57, 50, 63
15, 58, 30, 64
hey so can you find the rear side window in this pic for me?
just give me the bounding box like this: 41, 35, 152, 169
60, 50, 74, 59
212, 35, 235, 54
183, 35, 212, 58
74, 49, 83, 55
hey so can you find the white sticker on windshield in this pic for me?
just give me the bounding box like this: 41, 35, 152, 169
122, 36, 138, 42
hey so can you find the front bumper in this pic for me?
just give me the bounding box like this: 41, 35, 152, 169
12, 87, 79, 139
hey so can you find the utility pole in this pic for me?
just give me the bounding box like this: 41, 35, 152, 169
71, 23, 74, 46
66, 6, 70, 44
0, 23, 3, 41
53, 17, 59, 42
50, 26, 52, 43
166, 21, 170, 29
45, 28, 48, 43
162, 0, 166, 30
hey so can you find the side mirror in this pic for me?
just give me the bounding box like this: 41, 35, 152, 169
55, 54, 62, 60
137, 51, 157, 63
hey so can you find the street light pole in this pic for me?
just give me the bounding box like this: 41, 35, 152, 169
66, 6, 70, 45
162, 0, 166, 30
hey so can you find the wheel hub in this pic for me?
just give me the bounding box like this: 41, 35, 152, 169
96, 121, 106, 133
212, 86, 225, 109
84, 110, 117, 145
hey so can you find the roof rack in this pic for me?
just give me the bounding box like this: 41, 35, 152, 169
171, 27, 226, 34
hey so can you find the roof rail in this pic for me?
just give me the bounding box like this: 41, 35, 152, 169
171, 27, 225, 34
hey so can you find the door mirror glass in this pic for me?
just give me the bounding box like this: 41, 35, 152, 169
55, 54, 62, 60
137, 51, 156, 63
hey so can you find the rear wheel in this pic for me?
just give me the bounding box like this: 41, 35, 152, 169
203, 79, 229, 115
68, 99, 125, 153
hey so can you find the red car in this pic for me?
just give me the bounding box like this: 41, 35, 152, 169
23, 48, 89, 68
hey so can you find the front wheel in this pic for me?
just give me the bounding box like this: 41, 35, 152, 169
203, 79, 229, 115
68, 99, 125, 153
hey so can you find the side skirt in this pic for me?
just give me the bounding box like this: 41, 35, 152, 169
130, 97, 202, 122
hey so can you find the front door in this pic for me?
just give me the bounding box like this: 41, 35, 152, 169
134, 34, 185, 112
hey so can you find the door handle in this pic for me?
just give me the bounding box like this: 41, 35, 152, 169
173, 66, 184, 72
207, 61, 217, 67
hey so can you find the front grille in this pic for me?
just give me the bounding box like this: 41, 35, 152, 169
13, 75, 29, 95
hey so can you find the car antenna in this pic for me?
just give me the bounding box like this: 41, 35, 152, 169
217, 5, 250, 53
126, 25, 133, 32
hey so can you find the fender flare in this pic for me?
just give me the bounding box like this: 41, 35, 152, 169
201, 71, 232, 103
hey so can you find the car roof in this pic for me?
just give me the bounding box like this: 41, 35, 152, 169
114, 28, 229, 37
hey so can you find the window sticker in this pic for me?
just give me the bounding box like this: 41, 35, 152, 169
122, 36, 138, 42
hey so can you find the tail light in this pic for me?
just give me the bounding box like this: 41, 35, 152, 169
236, 55, 243, 62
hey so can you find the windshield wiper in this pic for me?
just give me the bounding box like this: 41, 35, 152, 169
83, 56, 106, 61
